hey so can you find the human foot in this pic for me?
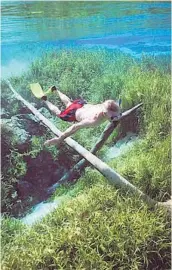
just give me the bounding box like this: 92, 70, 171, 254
50, 85, 57, 92
41, 95, 47, 101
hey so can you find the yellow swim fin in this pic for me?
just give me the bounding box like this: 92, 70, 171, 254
30, 83, 45, 99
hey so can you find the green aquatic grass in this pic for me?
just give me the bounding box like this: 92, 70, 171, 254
110, 136, 171, 201
2, 173, 171, 270
1, 50, 171, 269
3, 49, 170, 150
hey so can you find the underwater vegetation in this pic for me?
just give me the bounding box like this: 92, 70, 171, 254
1, 50, 171, 269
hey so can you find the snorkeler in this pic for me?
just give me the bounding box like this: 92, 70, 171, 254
42, 86, 121, 146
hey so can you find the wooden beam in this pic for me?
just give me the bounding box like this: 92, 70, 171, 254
7, 80, 156, 206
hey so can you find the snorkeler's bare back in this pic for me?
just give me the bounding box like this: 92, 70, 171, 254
75, 104, 106, 125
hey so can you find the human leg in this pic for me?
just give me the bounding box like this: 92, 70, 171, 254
46, 85, 72, 108
44, 100, 61, 115
56, 90, 72, 108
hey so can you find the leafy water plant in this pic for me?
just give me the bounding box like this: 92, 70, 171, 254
1, 124, 28, 215
110, 137, 171, 202
1, 49, 171, 269
2, 174, 171, 269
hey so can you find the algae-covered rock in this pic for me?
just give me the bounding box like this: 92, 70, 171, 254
1, 113, 47, 146
1, 116, 31, 145
1, 108, 9, 118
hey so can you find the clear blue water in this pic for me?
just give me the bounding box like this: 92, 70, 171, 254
21, 199, 63, 225
1, 1, 171, 78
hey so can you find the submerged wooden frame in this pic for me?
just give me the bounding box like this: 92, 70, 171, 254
7, 80, 167, 208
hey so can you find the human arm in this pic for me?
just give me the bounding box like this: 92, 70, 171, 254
44, 119, 96, 146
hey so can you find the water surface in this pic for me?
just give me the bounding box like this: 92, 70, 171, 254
1, 1, 171, 78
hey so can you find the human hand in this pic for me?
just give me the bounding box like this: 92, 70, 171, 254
44, 137, 62, 147
111, 113, 122, 122
44, 140, 52, 147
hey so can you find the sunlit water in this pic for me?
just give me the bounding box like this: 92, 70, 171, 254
21, 201, 60, 225
105, 132, 139, 161
21, 196, 66, 225
1, 1, 171, 78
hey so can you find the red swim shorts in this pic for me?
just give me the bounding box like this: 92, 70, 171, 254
59, 99, 87, 122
